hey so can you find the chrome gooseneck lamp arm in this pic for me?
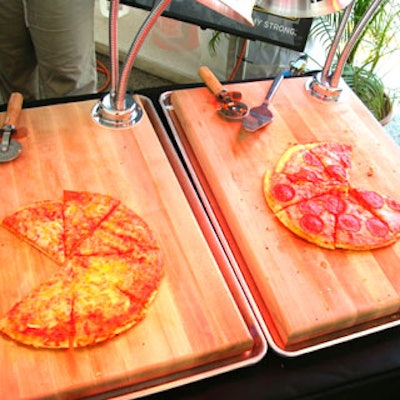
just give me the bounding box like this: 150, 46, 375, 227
309, 0, 384, 101
116, 0, 173, 110
108, 0, 120, 104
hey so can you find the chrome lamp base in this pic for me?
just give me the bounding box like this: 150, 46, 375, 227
91, 93, 143, 129
308, 72, 343, 102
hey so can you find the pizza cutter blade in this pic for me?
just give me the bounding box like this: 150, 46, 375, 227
0, 136, 22, 163
198, 65, 248, 120
0, 92, 23, 163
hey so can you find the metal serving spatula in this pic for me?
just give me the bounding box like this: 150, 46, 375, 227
242, 73, 284, 132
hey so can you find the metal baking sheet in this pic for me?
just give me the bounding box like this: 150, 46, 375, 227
159, 89, 400, 357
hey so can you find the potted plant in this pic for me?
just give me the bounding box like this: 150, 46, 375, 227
311, 0, 400, 124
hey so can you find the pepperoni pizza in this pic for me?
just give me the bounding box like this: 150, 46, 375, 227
264, 142, 400, 250
0, 191, 163, 349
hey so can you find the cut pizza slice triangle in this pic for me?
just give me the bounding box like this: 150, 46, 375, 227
274, 193, 338, 249
275, 143, 335, 183
264, 170, 347, 213
72, 203, 159, 256
63, 190, 120, 256
1, 200, 65, 265
350, 187, 400, 236
335, 192, 396, 250
308, 142, 352, 183
0, 267, 74, 349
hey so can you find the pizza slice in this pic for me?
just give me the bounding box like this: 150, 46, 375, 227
309, 142, 352, 183
274, 143, 335, 183
0, 268, 74, 348
264, 169, 346, 213
274, 193, 340, 249
350, 187, 400, 237
70, 257, 160, 347
335, 192, 396, 250
1, 200, 65, 265
72, 203, 159, 256
63, 190, 120, 256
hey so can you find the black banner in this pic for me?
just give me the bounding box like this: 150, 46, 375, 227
121, 1, 312, 52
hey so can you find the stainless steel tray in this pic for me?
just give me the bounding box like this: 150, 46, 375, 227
159, 90, 400, 357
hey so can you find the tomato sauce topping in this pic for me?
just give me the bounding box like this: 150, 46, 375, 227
341, 154, 352, 168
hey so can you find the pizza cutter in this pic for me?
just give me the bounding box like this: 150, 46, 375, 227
0, 92, 23, 163
198, 66, 248, 120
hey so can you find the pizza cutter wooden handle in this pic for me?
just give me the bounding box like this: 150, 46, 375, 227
3, 92, 23, 127
198, 66, 225, 97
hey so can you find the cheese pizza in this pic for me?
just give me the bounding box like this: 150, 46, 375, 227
0, 191, 163, 349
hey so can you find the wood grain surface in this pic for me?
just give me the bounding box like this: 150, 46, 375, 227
171, 77, 400, 351
0, 98, 255, 399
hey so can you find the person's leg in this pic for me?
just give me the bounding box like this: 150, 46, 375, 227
26, 0, 97, 99
0, 0, 39, 103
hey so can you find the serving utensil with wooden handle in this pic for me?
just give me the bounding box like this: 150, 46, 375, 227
198, 66, 248, 121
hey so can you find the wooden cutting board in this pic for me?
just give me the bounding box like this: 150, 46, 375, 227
0, 98, 256, 399
171, 77, 400, 351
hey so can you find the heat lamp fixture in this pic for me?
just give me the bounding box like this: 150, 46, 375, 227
92, 0, 383, 128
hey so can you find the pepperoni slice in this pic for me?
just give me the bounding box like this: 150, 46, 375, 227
291, 168, 321, 182
300, 214, 324, 234
338, 214, 361, 232
388, 198, 400, 211
298, 199, 324, 215
327, 143, 352, 168
357, 190, 384, 209
319, 194, 346, 215
303, 151, 323, 167
272, 183, 295, 202
325, 164, 347, 182
366, 218, 389, 237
